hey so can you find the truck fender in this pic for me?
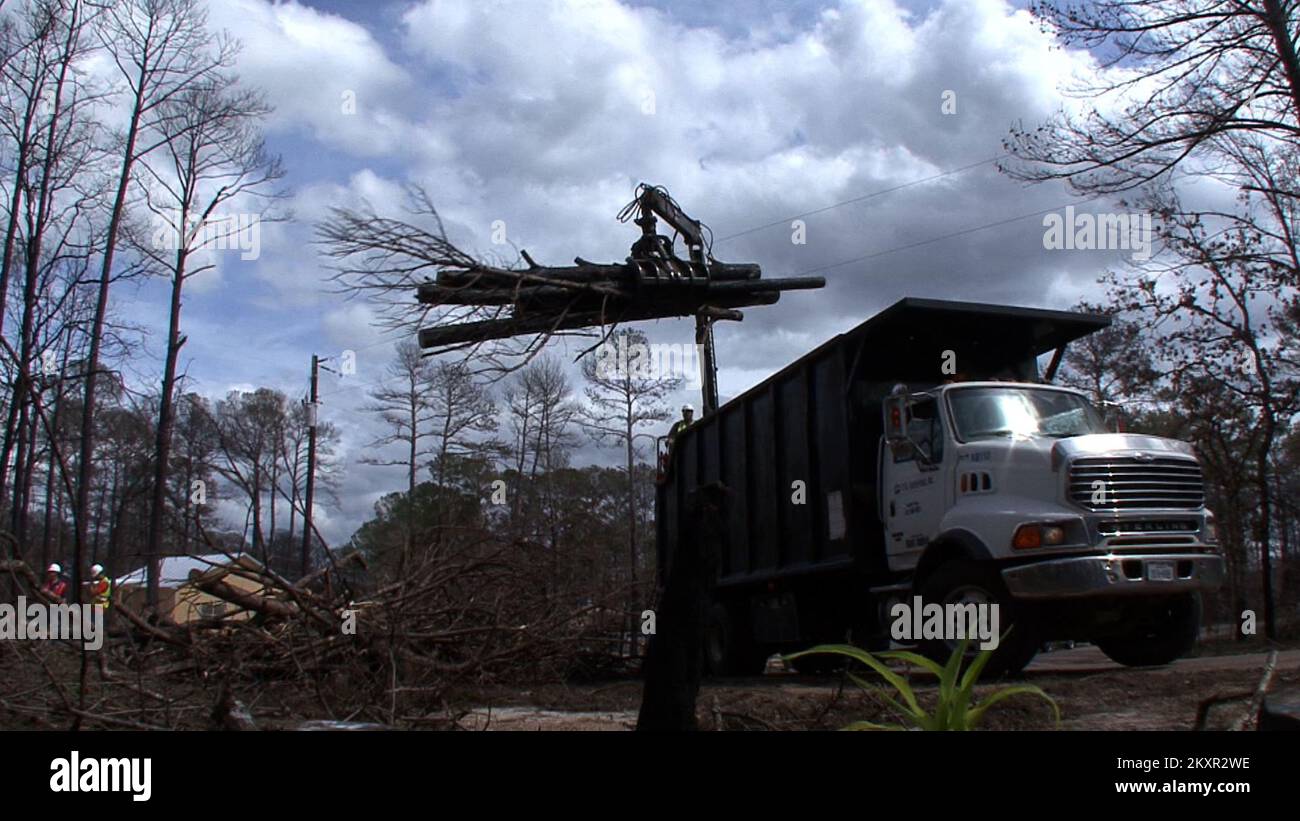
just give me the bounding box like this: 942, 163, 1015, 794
913, 529, 994, 588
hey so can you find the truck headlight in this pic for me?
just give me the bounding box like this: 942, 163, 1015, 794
1013, 523, 1066, 549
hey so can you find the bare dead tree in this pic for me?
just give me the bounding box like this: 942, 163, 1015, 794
361, 340, 439, 575
427, 357, 498, 489
316, 186, 616, 375
1005, 0, 1300, 194
0, 0, 103, 525
502, 355, 577, 590
209, 388, 286, 562
131, 75, 284, 609
0, 0, 66, 341
12, 23, 108, 552
1106, 181, 1300, 639
1055, 300, 1160, 406
579, 327, 679, 587
71, 0, 239, 617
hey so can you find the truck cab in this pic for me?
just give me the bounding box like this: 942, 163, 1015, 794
880, 381, 1224, 672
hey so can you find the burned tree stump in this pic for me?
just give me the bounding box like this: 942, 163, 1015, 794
636, 482, 729, 732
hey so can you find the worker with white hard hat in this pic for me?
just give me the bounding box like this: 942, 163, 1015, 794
88, 563, 112, 609
667, 403, 696, 448
40, 563, 68, 602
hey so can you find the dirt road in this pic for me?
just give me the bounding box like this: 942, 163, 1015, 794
462, 644, 1300, 731
1026, 644, 1300, 676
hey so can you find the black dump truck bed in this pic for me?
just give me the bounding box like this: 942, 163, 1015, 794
655, 297, 1109, 589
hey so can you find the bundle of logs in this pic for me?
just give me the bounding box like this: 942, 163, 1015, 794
0, 538, 636, 731
416, 256, 824, 351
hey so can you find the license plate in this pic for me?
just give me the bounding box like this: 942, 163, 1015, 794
1147, 561, 1175, 582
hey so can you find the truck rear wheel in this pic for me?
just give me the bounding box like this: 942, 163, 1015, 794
917, 560, 1039, 677
1096, 593, 1200, 668
703, 603, 768, 677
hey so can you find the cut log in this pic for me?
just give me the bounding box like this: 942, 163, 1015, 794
193, 576, 299, 620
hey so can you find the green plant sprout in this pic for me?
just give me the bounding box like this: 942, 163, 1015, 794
784, 638, 1060, 731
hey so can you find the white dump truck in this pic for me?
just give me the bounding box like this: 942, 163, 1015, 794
657, 297, 1225, 675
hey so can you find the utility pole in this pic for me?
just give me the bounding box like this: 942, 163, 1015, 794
301, 354, 319, 578
695, 314, 718, 415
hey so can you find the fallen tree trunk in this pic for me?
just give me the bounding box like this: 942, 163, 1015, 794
1234, 649, 1279, 731
111, 602, 192, 648
192, 576, 302, 621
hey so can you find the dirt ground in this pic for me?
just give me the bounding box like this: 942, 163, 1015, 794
459, 644, 1300, 731
3, 639, 1295, 731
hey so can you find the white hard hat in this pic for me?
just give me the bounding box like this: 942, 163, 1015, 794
682, 404, 694, 413
90, 563, 104, 576
47, 563, 61, 573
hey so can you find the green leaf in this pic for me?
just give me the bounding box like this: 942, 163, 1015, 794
875, 649, 945, 678
952, 648, 996, 724
957, 627, 1013, 693
967, 685, 1061, 729
847, 673, 925, 726
933, 637, 969, 728
841, 720, 908, 731
788, 644, 924, 717
957, 643, 995, 693
792, 636, 1059, 732
940, 637, 968, 693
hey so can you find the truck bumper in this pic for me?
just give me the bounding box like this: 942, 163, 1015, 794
1001, 553, 1225, 600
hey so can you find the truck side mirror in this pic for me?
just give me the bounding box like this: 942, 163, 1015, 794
1100, 400, 1126, 433
883, 394, 908, 444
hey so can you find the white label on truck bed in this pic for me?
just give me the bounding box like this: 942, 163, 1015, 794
827, 491, 845, 541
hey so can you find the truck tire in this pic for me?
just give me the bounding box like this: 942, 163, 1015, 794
1096, 593, 1200, 668
917, 560, 1039, 677
703, 603, 768, 677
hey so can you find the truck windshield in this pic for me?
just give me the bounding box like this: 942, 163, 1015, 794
947, 387, 1106, 441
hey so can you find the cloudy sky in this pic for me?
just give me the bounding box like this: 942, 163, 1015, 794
119, 0, 1149, 545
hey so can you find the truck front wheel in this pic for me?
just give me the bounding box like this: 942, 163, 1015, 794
917, 561, 1040, 677
1095, 593, 1200, 668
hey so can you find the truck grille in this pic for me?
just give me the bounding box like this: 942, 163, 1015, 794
1068, 456, 1205, 511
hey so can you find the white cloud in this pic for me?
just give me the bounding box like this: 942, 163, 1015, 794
207, 0, 415, 155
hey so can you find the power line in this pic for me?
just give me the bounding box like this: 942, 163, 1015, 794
317, 371, 395, 401
789, 195, 1103, 277
713, 154, 1004, 244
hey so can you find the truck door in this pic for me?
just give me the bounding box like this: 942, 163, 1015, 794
880, 395, 948, 571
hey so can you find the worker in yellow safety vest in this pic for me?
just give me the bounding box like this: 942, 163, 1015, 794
88, 563, 112, 609
659, 404, 696, 479
667, 404, 695, 446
